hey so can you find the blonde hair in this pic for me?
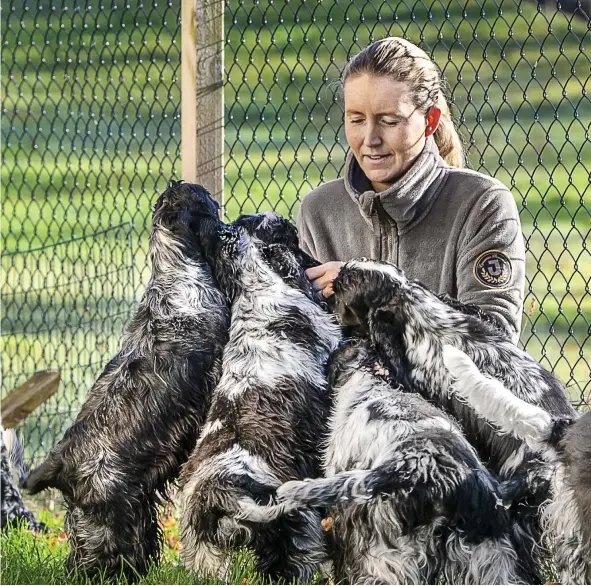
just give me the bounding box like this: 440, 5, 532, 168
342, 37, 464, 168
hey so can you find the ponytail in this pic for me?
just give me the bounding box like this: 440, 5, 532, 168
434, 95, 465, 168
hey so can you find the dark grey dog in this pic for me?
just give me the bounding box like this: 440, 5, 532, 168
249, 345, 529, 584
330, 260, 576, 466
444, 346, 591, 585
24, 183, 229, 578
178, 212, 341, 582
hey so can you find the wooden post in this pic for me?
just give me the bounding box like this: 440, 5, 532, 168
1, 372, 61, 429
182, 0, 225, 210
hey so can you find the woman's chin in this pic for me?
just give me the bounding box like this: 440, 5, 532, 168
363, 169, 401, 190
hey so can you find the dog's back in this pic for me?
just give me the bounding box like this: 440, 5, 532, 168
179, 219, 341, 581
23, 183, 229, 577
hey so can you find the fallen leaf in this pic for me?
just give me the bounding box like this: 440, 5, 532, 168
161, 517, 177, 528
166, 534, 178, 550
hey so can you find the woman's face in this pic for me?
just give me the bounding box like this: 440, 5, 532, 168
344, 74, 429, 192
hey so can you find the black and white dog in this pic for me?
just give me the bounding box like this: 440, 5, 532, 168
331, 260, 576, 470
179, 212, 341, 582
444, 346, 591, 585
330, 259, 577, 574
1, 423, 46, 533
24, 183, 229, 578
268, 339, 530, 584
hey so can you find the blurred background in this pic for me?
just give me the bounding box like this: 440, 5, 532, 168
2, 0, 590, 463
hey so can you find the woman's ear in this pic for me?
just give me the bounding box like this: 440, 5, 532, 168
425, 106, 441, 137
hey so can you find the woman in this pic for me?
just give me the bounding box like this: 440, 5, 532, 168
298, 37, 525, 343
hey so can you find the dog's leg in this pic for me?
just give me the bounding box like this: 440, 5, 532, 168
542, 471, 591, 585
180, 533, 232, 580
442, 345, 561, 453
253, 508, 326, 583
442, 533, 524, 585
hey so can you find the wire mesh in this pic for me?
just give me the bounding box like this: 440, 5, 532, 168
1, 0, 182, 462
224, 0, 591, 407
2, 0, 590, 464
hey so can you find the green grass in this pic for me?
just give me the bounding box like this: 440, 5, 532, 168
1, 0, 590, 466
0, 500, 271, 585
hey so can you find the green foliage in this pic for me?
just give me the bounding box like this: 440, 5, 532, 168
0, 509, 266, 585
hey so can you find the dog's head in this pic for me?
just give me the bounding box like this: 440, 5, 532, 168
327, 338, 402, 391
151, 181, 228, 270
332, 259, 409, 330
327, 338, 374, 388
233, 212, 297, 246
234, 212, 320, 272
153, 181, 220, 226
230, 212, 322, 302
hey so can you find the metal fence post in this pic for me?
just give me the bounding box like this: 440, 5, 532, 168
181, 0, 225, 208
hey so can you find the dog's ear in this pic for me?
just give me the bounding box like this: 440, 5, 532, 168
23, 454, 65, 495
332, 263, 371, 327
368, 306, 409, 383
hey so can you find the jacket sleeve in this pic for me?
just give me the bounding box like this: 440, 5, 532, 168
456, 187, 526, 344
296, 197, 317, 259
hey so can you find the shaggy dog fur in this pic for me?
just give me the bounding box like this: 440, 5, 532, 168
24, 183, 229, 578
1, 423, 46, 532
262, 339, 530, 584
329, 259, 577, 577
443, 345, 591, 585
178, 212, 341, 582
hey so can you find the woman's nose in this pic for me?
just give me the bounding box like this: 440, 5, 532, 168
364, 124, 382, 147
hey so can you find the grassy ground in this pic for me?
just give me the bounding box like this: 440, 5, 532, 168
1, 2, 590, 459
0, 497, 270, 585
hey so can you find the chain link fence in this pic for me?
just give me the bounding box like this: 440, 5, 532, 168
2, 0, 590, 464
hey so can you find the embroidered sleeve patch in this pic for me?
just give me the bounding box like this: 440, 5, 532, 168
473, 250, 513, 289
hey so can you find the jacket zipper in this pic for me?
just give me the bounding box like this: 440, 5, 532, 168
373, 198, 396, 262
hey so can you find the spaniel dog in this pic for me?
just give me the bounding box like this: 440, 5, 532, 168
250, 343, 531, 584
329, 258, 577, 576
178, 212, 341, 582
444, 345, 591, 585
1, 423, 46, 532
24, 183, 229, 578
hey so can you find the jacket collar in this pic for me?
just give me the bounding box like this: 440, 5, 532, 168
344, 137, 448, 234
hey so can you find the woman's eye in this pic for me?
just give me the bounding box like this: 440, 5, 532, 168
382, 119, 400, 126
349, 118, 364, 124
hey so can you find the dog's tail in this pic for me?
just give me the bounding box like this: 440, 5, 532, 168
237, 467, 399, 522
442, 345, 570, 454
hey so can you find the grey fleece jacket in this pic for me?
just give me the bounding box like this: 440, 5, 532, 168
297, 137, 526, 343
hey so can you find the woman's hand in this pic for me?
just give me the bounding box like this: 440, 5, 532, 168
305, 262, 344, 297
